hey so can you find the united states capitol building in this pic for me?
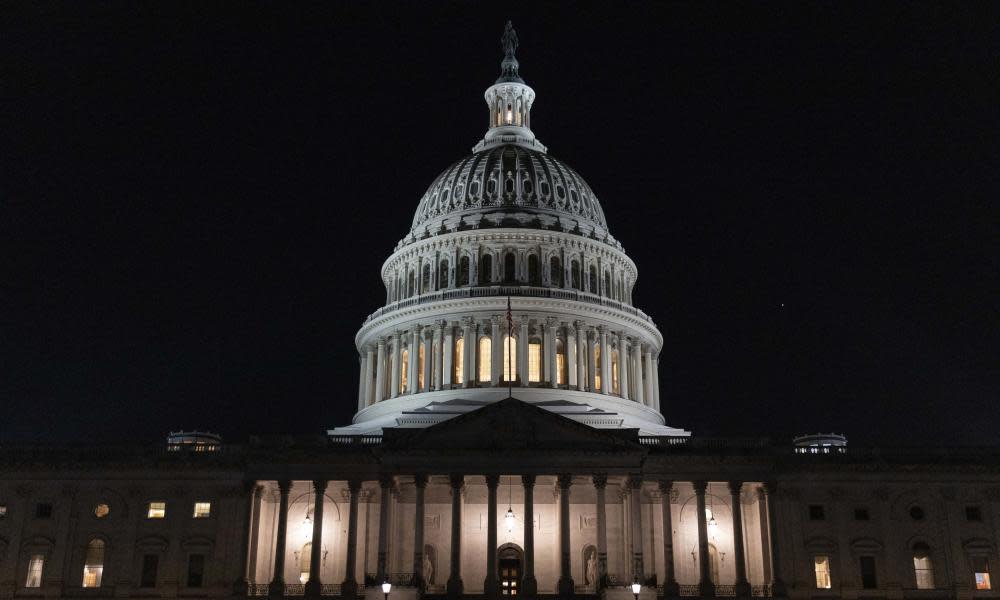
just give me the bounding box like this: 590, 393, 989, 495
2, 23, 998, 600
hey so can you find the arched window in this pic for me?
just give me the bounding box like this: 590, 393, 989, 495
502, 335, 517, 382
82, 539, 105, 588
421, 264, 431, 293
478, 337, 492, 382
913, 543, 934, 589
594, 343, 602, 390
418, 343, 425, 390
504, 253, 516, 283
299, 542, 311, 584
454, 338, 464, 384
407, 271, 416, 297
588, 265, 598, 294
604, 272, 611, 297
439, 259, 449, 288
556, 339, 567, 385
528, 340, 542, 383
611, 350, 620, 394
571, 260, 581, 290
458, 256, 470, 286
400, 348, 409, 393
528, 255, 541, 285
550, 256, 563, 287
480, 254, 493, 285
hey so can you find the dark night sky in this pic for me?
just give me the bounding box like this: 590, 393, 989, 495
5, 3, 999, 446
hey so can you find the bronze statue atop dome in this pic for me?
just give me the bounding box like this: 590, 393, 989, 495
501, 20, 518, 60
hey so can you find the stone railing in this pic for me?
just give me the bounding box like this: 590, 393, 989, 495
365, 285, 653, 325
679, 585, 701, 596
284, 584, 305, 596
751, 584, 773, 597
328, 435, 384, 446
248, 584, 269, 597
715, 585, 737, 597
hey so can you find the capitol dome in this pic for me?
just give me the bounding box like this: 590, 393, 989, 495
331, 22, 688, 438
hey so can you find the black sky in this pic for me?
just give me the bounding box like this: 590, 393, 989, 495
5, 2, 999, 446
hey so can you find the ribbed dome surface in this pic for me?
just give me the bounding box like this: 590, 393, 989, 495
411, 145, 608, 234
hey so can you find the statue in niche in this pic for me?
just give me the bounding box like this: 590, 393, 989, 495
585, 546, 598, 586
422, 545, 435, 585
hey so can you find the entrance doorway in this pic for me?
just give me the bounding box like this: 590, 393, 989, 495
498, 544, 522, 596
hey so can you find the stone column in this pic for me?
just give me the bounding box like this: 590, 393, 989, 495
443, 322, 454, 389
729, 482, 750, 596
642, 351, 654, 407
357, 353, 368, 413
247, 485, 264, 584
485, 475, 500, 599
518, 317, 529, 386
588, 328, 598, 392
376, 475, 392, 581
598, 326, 610, 394
375, 338, 387, 403
233, 481, 257, 596
391, 331, 402, 398
566, 322, 577, 388
364, 346, 376, 408
422, 328, 433, 392
658, 481, 679, 596
342, 479, 362, 600
462, 317, 475, 388
755, 488, 772, 586
694, 481, 715, 597
447, 475, 465, 598
557, 474, 574, 596
491, 315, 502, 386
652, 356, 661, 410
413, 475, 428, 590
763, 482, 786, 597
434, 322, 445, 391
268, 480, 291, 599
305, 480, 327, 598
548, 317, 560, 387
628, 475, 644, 582
593, 474, 609, 588
575, 321, 587, 392
522, 475, 538, 596
619, 334, 630, 400
632, 343, 644, 405
408, 326, 421, 394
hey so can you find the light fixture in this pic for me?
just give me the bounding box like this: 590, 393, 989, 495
631, 582, 642, 600
504, 473, 516, 532
382, 581, 391, 600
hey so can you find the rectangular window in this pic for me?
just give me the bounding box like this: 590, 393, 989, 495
973, 557, 992, 590
809, 504, 825, 520
140, 554, 159, 588
192, 502, 211, 519
528, 343, 542, 383
860, 556, 878, 589
453, 338, 464, 384
814, 555, 832, 589
478, 338, 491, 382
914, 555, 935, 590
556, 352, 566, 385
966, 506, 983, 521
35, 503, 53, 519
854, 507, 870, 521
186, 554, 205, 588
25, 554, 44, 588
147, 502, 166, 519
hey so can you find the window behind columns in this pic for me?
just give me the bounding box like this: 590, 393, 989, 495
454, 338, 464, 384
503, 335, 517, 382
478, 337, 492, 382
528, 340, 542, 382
556, 339, 566, 384
401, 348, 409, 392
611, 349, 619, 394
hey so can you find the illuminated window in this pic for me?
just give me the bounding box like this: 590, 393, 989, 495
814, 555, 831, 589
299, 542, 311, 584
611, 350, 619, 394
479, 337, 492, 382
454, 338, 464, 384
147, 502, 166, 519
860, 556, 878, 589
974, 557, 992, 590
913, 543, 934, 589
528, 342, 542, 383
25, 554, 44, 588
187, 554, 205, 588
400, 348, 409, 392
192, 502, 211, 519
94, 503, 110, 518
82, 539, 105, 588
502, 335, 517, 382
556, 339, 566, 385
594, 344, 602, 390
418, 344, 425, 390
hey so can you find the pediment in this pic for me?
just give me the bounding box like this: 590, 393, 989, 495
381, 397, 640, 452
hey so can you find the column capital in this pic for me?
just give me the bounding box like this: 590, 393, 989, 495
413, 323, 423, 334
560, 320, 571, 330
461, 316, 475, 328
312, 479, 328, 493
762, 481, 778, 495
376, 337, 386, 347
545, 316, 558, 328
347, 478, 363, 493
728, 481, 744, 495
436, 320, 447, 332
378, 474, 394, 489
485, 474, 500, 488
573, 319, 586, 331
597, 324, 609, 335
521, 474, 536, 488
413, 473, 428, 488
490, 314, 502, 327
392, 330, 403, 340
592, 473, 608, 489
556, 473, 573, 489
627, 474, 643, 490
449, 474, 466, 490
692, 480, 708, 495
658, 480, 673, 494
277, 480, 292, 494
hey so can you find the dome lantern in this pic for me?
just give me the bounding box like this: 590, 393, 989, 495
475, 22, 546, 153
